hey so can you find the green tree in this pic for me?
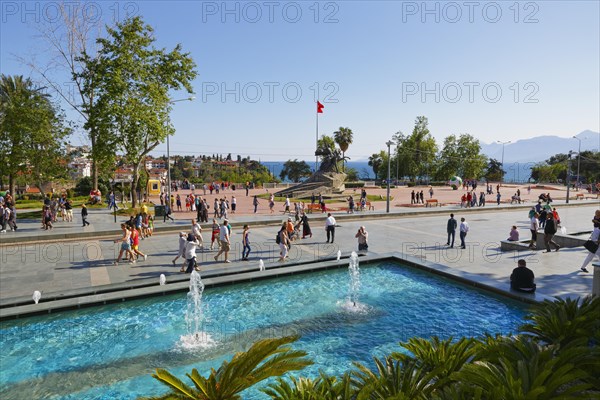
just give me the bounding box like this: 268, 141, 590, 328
82, 16, 197, 207
141, 336, 312, 400
485, 158, 505, 182
345, 167, 359, 181
333, 127, 354, 172
368, 152, 384, 178
280, 159, 312, 183
0, 74, 70, 194
435, 134, 487, 180
398, 116, 438, 181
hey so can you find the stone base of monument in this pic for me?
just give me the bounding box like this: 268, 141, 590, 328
275, 172, 347, 199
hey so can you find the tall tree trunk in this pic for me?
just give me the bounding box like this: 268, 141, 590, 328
9, 174, 15, 199
131, 165, 139, 209
91, 133, 98, 190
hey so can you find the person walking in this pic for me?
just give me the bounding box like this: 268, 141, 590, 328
543, 214, 560, 252
210, 218, 220, 251
164, 204, 174, 222
241, 225, 251, 261
253, 195, 259, 213
325, 213, 336, 243
580, 225, 600, 273
529, 213, 539, 249
81, 204, 90, 227
214, 219, 231, 263
231, 196, 237, 214
300, 213, 312, 239
459, 217, 469, 249
183, 233, 201, 273
114, 223, 135, 265
130, 225, 147, 261
172, 231, 188, 268
356, 226, 368, 252
446, 213, 457, 248
277, 222, 290, 262
192, 219, 203, 250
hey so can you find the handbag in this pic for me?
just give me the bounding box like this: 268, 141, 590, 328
583, 240, 599, 254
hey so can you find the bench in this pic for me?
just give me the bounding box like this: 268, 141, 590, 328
575, 193, 584, 200
306, 203, 322, 214
357, 201, 374, 211
585, 194, 598, 200
425, 199, 439, 207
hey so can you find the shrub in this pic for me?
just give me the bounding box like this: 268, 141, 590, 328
345, 182, 365, 188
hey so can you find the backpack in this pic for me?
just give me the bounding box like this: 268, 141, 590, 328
275, 232, 281, 244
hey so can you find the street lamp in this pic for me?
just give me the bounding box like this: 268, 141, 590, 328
386, 140, 393, 213
166, 96, 195, 209
572, 136, 582, 189
497, 140, 511, 182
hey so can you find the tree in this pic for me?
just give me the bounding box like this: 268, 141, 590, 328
333, 127, 354, 172
142, 336, 312, 400
368, 152, 384, 178
0, 75, 70, 195
82, 16, 197, 207
280, 160, 312, 183
435, 134, 487, 180
18, 2, 115, 191
485, 158, 505, 182
398, 116, 438, 181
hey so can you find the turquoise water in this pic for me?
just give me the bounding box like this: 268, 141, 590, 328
0, 263, 526, 399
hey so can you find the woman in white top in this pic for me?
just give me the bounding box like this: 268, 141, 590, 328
183, 233, 201, 273
580, 226, 600, 273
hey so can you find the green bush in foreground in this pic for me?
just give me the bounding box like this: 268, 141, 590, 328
142, 296, 599, 400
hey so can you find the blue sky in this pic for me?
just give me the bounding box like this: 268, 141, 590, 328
1, 1, 599, 161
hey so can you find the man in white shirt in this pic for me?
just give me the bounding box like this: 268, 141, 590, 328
529, 213, 539, 249
325, 213, 337, 243
214, 219, 231, 263
459, 217, 469, 249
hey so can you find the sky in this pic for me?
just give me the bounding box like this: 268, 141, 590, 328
1, 0, 599, 162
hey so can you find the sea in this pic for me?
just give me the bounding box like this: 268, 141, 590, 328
261, 161, 532, 184
261, 161, 375, 182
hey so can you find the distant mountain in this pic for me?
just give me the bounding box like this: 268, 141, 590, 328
480, 130, 600, 164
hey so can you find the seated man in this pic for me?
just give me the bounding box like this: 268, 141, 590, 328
510, 259, 536, 293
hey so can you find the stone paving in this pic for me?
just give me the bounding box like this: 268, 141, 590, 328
1, 201, 598, 302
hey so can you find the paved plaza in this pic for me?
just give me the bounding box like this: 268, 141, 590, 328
1, 199, 598, 305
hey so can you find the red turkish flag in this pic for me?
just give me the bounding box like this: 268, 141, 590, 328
317, 101, 324, 113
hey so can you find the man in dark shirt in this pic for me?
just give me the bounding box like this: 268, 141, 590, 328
543, 214, 560, 252
446, 213, 457, 247
510, 259, 536, 292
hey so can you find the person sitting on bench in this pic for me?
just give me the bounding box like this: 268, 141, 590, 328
510, 259, 536, 293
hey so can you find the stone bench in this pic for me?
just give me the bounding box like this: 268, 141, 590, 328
500, 240, 531, 252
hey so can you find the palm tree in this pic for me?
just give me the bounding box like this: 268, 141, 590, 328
368, 152, 384, 179
262, 371, 353, 399
333, 127, 353, 172
140, 336, 312, 400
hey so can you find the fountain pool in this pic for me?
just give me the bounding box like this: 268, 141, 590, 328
0, 261, 526, 399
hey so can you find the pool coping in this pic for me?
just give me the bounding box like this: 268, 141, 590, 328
0, 251, 550, 321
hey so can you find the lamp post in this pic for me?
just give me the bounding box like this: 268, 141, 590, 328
497, 140, 511, 182
386, 140, 393, 213
166, 96, 195, 210
566, 151, 573, 203
572, 136, 582, 190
